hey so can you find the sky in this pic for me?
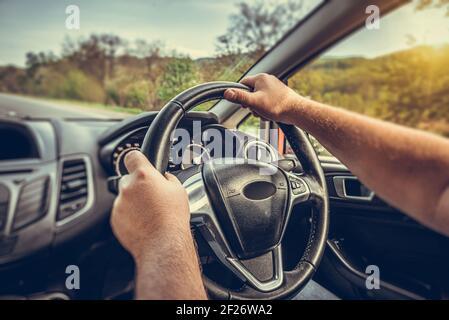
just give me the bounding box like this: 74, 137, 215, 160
328, 2, 449, 59
0, 0, 448, 67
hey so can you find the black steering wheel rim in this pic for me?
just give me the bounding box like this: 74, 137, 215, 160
140, 81, 329, 300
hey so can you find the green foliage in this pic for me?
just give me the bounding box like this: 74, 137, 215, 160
0, 32, 253, 113
158, 58, 200, 103
60, 70, 104, 102
124, 80, 150, 108
193, 100, 217, 111
20, 67, 104, 103
106, 86, 121, 106
216, 0, 306, 55
291, 46, 449, 137
1, 32, 448, 139
238, 114, 259, 137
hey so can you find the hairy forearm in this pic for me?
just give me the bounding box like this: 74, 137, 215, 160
134, 227, 207, 300
287, 97, 449, 236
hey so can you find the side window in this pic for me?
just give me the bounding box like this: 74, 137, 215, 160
287, 1, 449, 156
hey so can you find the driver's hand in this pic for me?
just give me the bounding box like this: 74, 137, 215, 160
110, 150, 190, 262
224, 73, 301, 125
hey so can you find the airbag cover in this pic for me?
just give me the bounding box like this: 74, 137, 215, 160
202, 159, 289, 259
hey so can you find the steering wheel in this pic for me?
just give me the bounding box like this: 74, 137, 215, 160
122, 82, 329, 299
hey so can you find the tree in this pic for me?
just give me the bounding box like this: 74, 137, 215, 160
158, 58, 199, 104
25, 51, 56, 77
216, 0, 305, 56
132, 39, 165, 82
62, 34, 125, 87
62, 35, 106, 86
99, 34, 125, 79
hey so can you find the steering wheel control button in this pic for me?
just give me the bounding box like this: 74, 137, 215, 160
276, 158, 297, 172
290, 177, 306, 195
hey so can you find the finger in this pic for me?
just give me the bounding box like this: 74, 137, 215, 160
224, 88, 255, 107
165, 172, 181, 185
124, 150, 152, 174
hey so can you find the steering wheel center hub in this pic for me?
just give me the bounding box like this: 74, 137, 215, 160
202, 159, 289, 259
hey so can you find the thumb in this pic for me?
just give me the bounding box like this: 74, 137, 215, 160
124, 150, 161, 179
124, 150, 151, 173
224, 88, 255, 107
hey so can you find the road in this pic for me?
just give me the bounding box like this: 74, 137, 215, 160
0, 93, 131, 119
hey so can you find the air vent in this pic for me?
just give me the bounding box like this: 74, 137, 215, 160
13, 177, 49, 231
58, 158, 89, 222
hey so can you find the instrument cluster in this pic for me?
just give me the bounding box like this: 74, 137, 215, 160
109, 124, 279, 175
110, 125, 240, 175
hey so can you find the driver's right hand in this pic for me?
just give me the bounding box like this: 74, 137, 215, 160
110, 150, 190, 263
224, 73, 302, 125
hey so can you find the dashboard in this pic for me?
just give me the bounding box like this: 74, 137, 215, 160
1, 110, 438, 300
0, 111, 279, 267
0, 123, 40, 161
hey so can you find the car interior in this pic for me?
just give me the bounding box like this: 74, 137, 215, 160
0, 0, 448, 300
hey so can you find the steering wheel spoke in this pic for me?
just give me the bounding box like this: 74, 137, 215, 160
302, 173, 328, 205
226, 245, 284, 292
182, 171, 236, 267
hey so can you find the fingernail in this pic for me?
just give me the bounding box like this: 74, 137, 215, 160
126, 150, 140, 157
124, 149, 140, 162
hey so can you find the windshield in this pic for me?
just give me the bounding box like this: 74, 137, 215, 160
0, 0, 322, 119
